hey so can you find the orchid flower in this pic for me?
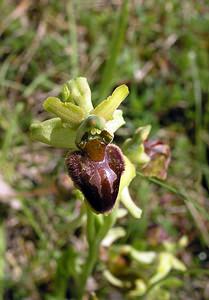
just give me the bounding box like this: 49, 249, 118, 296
30, 77, 142, 217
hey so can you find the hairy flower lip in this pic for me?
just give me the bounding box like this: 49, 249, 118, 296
65, 143, 125, 214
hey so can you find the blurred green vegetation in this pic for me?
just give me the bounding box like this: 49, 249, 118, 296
0, 0, 209, 299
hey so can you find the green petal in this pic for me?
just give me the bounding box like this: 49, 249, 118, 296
92, 84, 129, 120
119, 155, 136, 193
30, 118, 77, 149
105, 109, 125, 134
43, 97, 85, 126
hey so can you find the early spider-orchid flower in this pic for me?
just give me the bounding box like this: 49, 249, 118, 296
30, 77, 141, 217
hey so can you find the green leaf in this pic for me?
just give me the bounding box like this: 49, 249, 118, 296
99, 0, 129, 98
93, 85, 129, 120
30, 118, 77, 149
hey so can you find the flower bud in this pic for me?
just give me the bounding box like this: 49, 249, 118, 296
142, 140, 171, 180
66, 77, 93, 113
61, 83, 71, 101
122, 125, 151, 165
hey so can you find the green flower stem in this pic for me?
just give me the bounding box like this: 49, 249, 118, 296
97, 210, 117, 241
78, 210, 98, 299
78, 237, 99, 299
78, 208, 117, 299
86, 206, 95, 245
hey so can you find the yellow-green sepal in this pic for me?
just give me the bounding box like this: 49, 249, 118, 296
30, 118, 77, 149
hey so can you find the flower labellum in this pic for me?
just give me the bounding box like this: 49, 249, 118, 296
65, 139, 125, 213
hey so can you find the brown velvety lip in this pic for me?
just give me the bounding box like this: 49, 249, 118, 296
65, 142, 124, 213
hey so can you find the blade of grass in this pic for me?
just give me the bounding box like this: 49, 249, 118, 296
189, 52, 204, 184
67, 0, 79, 78
0, 103, 23, 162
23, 74, 56, 98
20, 198, 46, 242
137, 172, 209, 243
0, 80, 25, 92
99, 0, 129, 99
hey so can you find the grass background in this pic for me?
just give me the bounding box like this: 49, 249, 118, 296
0, 0, 209, 299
